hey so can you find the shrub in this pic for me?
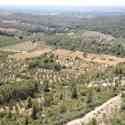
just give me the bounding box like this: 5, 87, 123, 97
31, 101, 40, 120
87, 88, 96, 108
59, 101, 67, 113
27, 96, 33, 108
43, 93, 53, 107
29, 54, 62, 71
0, 80, 39, 104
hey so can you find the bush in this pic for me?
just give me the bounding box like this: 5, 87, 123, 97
113, 63, 125, 75
87, 88, 96, 108
59, 101, 67, 113
29, 54, 62, 71
71, 83, 78, 99
27, 96, 33, 108
43, 93, 53, 107
31, 101, 40, 120
0, 80, 39, 104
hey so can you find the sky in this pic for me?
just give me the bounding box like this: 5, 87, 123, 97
0, 0, 125, 6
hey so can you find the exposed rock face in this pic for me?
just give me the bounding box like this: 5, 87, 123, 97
81, 31, 115, 43
66, 94, 122, 125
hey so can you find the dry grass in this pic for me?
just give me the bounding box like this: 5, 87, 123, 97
11, 46, 125, 65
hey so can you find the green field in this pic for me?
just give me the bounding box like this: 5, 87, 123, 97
0, 35, 21, 47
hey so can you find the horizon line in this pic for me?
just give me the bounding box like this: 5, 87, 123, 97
0, 5, 125, 7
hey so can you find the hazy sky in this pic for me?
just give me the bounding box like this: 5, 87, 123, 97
0, 0, 125, 6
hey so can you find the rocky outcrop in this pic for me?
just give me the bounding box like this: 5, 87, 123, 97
81, 31, 115, 43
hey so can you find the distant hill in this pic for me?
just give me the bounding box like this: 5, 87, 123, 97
42, 30, 125, 57
1, 6, 125, 14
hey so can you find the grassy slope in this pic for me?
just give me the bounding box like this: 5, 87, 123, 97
0, 35, 20, 47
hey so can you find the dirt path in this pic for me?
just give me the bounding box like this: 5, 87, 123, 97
11, 47, 125, 66
66, 94, 122, 125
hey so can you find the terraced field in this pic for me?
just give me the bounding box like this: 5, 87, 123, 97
1, 8, 125, 125
0, 34, 125, 125
0, 46, 124, 125
11, 46, 125, 66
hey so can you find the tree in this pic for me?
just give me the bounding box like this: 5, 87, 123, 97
59, 101, 67, 113
87, 88, 96, 108
91, 118, 97, 125
18, 36, 23, 40
24, 116, 29, 125
27, 96, 32, 108
31, 102, 39, 120
6, 108, 12, 119
43, 93, 53, 107
43, 80, 49, 92
71, 82, 78, 99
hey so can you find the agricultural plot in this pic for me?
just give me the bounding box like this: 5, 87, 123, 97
0, 49, 125, 125
1, 8, 125, 125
